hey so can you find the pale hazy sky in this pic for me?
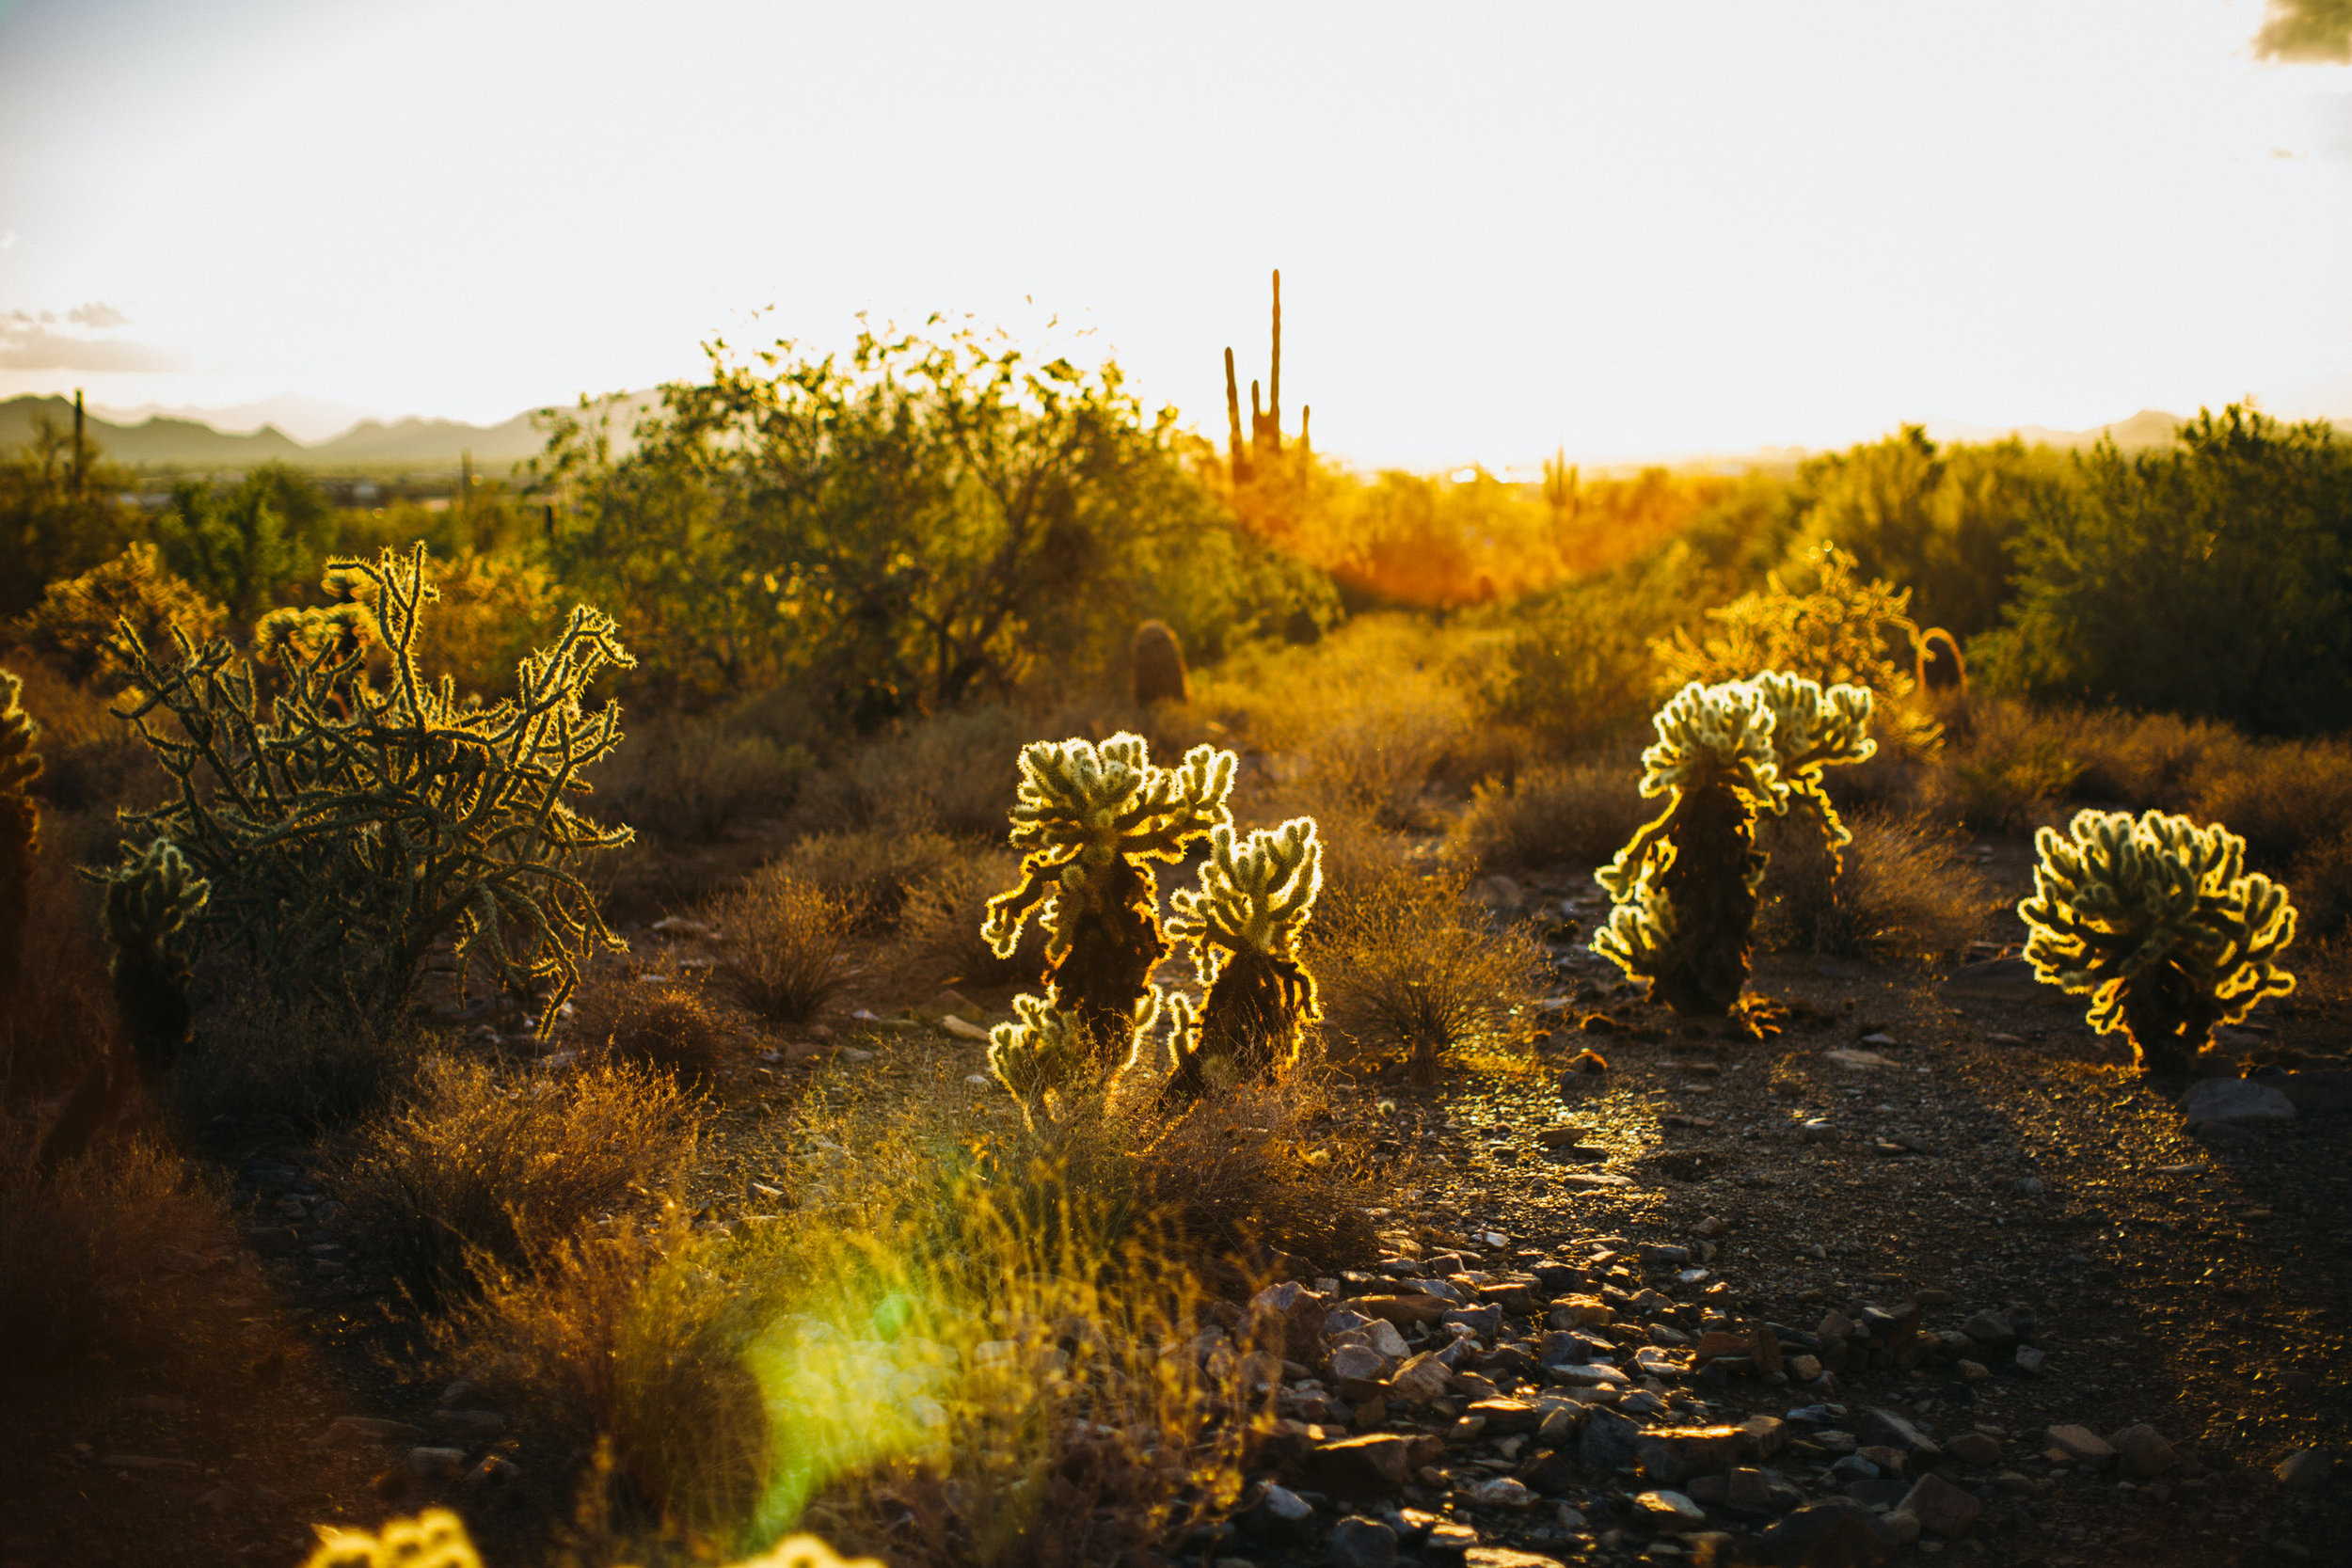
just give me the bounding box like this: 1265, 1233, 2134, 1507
1, 0, 2347, 466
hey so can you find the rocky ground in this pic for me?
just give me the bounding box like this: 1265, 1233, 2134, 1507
5, 842, 2347, 1568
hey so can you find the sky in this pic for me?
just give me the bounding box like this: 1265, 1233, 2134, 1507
0, 0, 2347, 467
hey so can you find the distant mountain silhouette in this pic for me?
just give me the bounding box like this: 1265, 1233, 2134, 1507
1922, 408, 2352, 451
0, 391, 660, 471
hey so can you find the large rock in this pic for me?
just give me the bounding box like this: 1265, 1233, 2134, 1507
2109, 1423, 2179, 1479
1547, 1295, 1613, 1329
1359, 1294, 1449, 1329
1854, 1407, 1942, 1462
2179, 1077, 2297, 1129
1388, 1352, 1454, 1406
2276, 1449, 2333, 1490
1898, 1472, 1981, 1538
1758, 1497, 1899, 1565
1363, 1318, 1411, 1359
1633, 1490, 1708, 1532
1578, 1404, 1642, 1470
1304, 1433, 1427, 1495
1467, 1399, 1545, 1435
2044, 1425, 2116, 1467
1634, 1425, 1759, 1484
1250, 1282, 1328, 1362
1329, 1515, 1399, 1568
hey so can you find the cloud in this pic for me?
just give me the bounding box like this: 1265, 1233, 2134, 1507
0, 309, 187, 372
2255, 0, 2352, 63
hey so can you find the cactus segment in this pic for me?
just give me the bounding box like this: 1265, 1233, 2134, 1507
1159, 818, 1325, 1107
2018, 808, 2297, 1073
102, 838, 211, 1070
0, 669, 41, 1023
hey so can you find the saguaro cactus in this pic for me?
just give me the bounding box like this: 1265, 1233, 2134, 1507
1158, 817, 1324, 1108
1593, 673, 1875, 1016
983, 733, 1235, 1073
103, 838, 211, 1071
0, 670, 40, 1026
2018, 809, 2296, 1074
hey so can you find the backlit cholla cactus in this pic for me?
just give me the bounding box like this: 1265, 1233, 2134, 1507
989, 989, 1166, 1129
1158, 818, 1323, 1108
1594, 673, 1875, 1016
0, 670, 40, 1025
300, 1509, 882, 1568
983, 733, 1234, 1075
102, 838, 211, 1071
2018, 809, 2296, 1074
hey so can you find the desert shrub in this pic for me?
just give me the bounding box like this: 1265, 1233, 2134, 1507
6, 542, 225, 689
2183, 736, 2352, 870
5, 657, 155, 814
2289, 830, 2352, 941
0, 668, 37, 1026
1124, 1081, 1380, 1272
0, 1117, 238, 1383
334, 1054, 698, 1308
409, 548, 567, 697
1920, 698, 2085, 831
1449, 754, 1649, 875
1313, 871, 1547, 1083
570, 982, 736, 1085
1760, 810, 1989, 963
1300, 704, 1463, 830
1594, 674, 1876, 1015
2018, 809, 2297, 1073
1470, 592, 1663, 756
0, 828, 113, 1094
793, 705, 1028, 839
161, 988, 410, 1142
111, 544, 634, 1022
712, 868, 854, 1023
785, 825, 961, 932
897, 847, 1047, 990
1979, 405, 2352, 735
153, 464, 334, 624
1658, 544, 1919, 703
0, 412, 143, 619
594, 717, 808, 842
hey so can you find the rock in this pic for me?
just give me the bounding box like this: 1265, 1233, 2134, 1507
1467, 1477, 1540, 1510
427, 1409, 506, 1440
1947, 1432, 2001, 1467
2108, 1423, 2178, 1478
1330, 1345, 1390, 1384
2014, 1344, 2048, 1376
2044, 1425, 2116, 1467
1632, 1346, 1688, 1378
2275, 1449, 2332, 1490
1758, 1497, 1899, 1564
1956, 1359, 1990, 1382
1546, 1295, 1613, 1329
1824, 1049, 1899, 1069
1537, 1404, 1581, 1443
1899, 1472, 1980, 1537
1468, 1399, 1545, 1434
2179, 1077, 2298, 1128
1961, 1309, 2017, 1347
463, 1455, 521, 1485
1305, 1433, 1425, 1495
1633, 1490, 1708, 1532
1359, 1295, 1450, 1329
1256, 1482, 1314, 1524
1854, 1407, 1941, 1461
1693, 1330, 1750, 1360
1389, 1352, 1454, 1405
940, 1014, 991, 1041
1363, 1318, 1410, 1359
1330, 1516, 1399, 1568
1635, 1425, 1758, 1484
1743, 1416, 1788, 1457
1250, 1282, 1328, 1362
405, 1446, 466, 1480
1474, 875, 1525, 911
1578, 1405, 1642, 1470
1882, 1509, 1923, 1547
1444, 1305, 1504, 1338
1844, 1478, 1911, 1509
1750, 1324, 1785, 1375
197, 1485, 239, 1513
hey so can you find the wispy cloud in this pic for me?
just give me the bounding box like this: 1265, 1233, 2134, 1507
0, 303, 186, 372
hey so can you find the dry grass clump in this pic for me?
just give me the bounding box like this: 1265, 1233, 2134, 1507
0, 832, 115, 1095
896, 847, 1048, 992
162, 987, 411, 1143
2288, 830, 2352, 941
784, 826, 961, 932
1449, 754, 1650, 876
1312, 869, 1549, 1084
2184, 736, 2352, 870
1124, 1083, 1381, 1275
1920, 699, 2086, 831
710, 866, 855, 1023
793, 706, 1027, 839
1759, 810, 1991, 964
592, 717, 808, 842
334, 1054, 698, 1308
570, 982, 736, 1085
0, 1117, 240, 1383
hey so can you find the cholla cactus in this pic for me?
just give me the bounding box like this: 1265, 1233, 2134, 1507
103, 838, 211, 1070
0, 670, 40, 1025
2018, 809, 2296, 1073
110, 544, 635, 1025
990, 989, 1166, 1128
1594, 673, 1875, 1016
1158, 818, 1324, 1107
300, 1510, 880, 1568
983, 733, 1234, 1070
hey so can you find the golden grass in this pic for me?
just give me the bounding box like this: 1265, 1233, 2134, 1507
1448, 753, 1651, 877
711, 867, 857, 1023
570, 981, 738, 1085
1758, 809, 1992, 964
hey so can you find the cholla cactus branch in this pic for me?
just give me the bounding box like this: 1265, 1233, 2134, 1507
1592, 672, 1875, 1016
1158, 818, 1325, 1108
102, 837, 211, 1070
0, 669, 41, 1023
2019, 809, 2297, 1073
990, 988, 1165, 1129
107, 544, 636, 1024
982, 732, 1233, 1071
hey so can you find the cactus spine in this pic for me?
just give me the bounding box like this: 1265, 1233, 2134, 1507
1594, 673, 1875, 1015
984, 733, 1234, 1077
103, 838, 211, 1071
1159, 817, 1324, 1108
2018, 809, 2296, 1074
0, 670, 40, 1026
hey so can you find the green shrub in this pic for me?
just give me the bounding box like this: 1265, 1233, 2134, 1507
596, 718, 808, 843
895, 847, 1047, 990
2017, 809, 2297, 1073
1593, 673, 1875, 1015
111, 544, 634, 1023
1978, 405, 2352, 735
153, 464, 333, 624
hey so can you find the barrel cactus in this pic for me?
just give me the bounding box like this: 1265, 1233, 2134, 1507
1594, 673, 1875, 1015
1158, 817, 1323, 1108
2018, 809, 2296, 1073
983, 733, 1234, 1072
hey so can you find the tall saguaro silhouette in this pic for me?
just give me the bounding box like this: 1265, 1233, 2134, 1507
1223, 270, 1309, 489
